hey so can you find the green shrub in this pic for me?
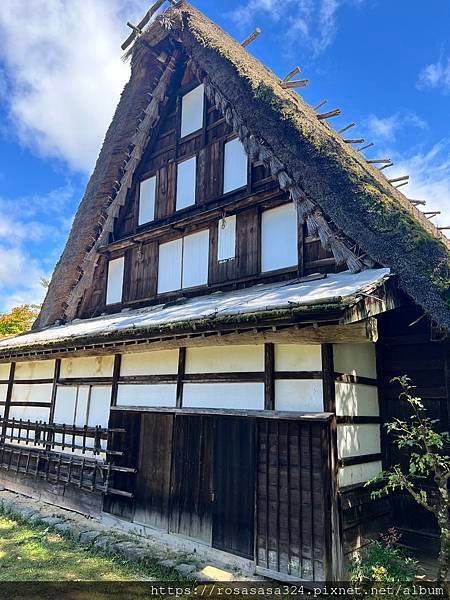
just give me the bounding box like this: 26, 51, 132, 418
349, 532, 417, 584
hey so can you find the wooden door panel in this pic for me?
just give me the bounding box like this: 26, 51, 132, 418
169, 415, 214, 543
212, 416, 255, 559
133, 413, 174, 530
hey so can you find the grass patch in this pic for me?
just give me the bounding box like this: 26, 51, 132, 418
0, 514, 174, 582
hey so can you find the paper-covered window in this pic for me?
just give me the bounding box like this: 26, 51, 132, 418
181, 84, 204, 138
176, 156, 197, 210
261, 203, 298, 272
223, 138, 248, 193
106, 256, 124, 305
138, 175, 156, 225
157, 230, 209, 294
217, 215, 236, 261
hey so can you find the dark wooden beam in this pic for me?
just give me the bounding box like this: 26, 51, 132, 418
176, 347, 186, 408
2, 363, 15, 439
321, 344, 335, 413
264, 343, 275, 410
110, 354, 122, 408
48, 359, 61, 425
338, 453, 382, 467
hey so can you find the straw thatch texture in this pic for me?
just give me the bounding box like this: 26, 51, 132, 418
34, 1, 450, 331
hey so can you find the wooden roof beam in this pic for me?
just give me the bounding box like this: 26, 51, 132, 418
357, 142, 374, 152
337, 123, 355, 134
409, 199, 426, 206
121, 0, 166, 51
283, 66, 301, 82
241, 27, 261, 47
344, 138, 365, 144
281, 79, 309, 89
366, 158, 391, 164
388, 175, 409, 184
313, 99, 328, 110
317, 108, 341, 120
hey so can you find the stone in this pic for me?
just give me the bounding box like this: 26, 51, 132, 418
79, 530, 102, 545
160, 559, 176, 569
53, 522, 73, 536
41, 516, 64, 527
93, 536, 114, 551
175, 563, 197, 578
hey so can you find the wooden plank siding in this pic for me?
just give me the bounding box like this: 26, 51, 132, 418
255, 419, 332, 580
102, 409, 334, 579
375, 305, 449, 538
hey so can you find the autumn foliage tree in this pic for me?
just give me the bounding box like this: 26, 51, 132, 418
0, 305, 40, 338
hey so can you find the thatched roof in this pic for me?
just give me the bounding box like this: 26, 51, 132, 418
35, 1, 450, 331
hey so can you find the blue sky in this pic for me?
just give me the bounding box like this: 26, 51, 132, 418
0, 0, 449, 312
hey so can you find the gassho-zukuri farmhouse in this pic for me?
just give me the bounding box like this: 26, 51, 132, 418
0, 0, 448, 582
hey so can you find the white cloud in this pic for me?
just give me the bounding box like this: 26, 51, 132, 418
229, 0, 366, 55
0, 184, 76, 310
386, 141, 450, 236
363, 111, 427, 143
417, 55, 450, 94
0, 0, 149, 174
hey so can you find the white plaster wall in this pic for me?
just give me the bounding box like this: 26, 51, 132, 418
60, 356, 114, 379
275, 380, 323, 412
0, 383, 8, 403
88, 386, 112, 428
120, 350, 179, 376
53, 387, 77, 424
15, 360, 55, 380
0, 363, 11, 380
275, 344, 322, 371
117, 384, 177, 407
9, 405, 50, 422
183, 383, 264, 410
11, 383, 53, 404
333, 343, 377, 378
185, 345, 264, 374
339, 461, 382, 487
337, 424, 381, 458
335, 383, 379, 417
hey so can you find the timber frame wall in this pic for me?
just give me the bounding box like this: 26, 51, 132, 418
79, 60, 337, 319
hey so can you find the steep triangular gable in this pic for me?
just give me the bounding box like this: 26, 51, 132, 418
35, 1, 450, 331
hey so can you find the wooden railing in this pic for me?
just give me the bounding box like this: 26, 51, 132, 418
0, 418, 136, 497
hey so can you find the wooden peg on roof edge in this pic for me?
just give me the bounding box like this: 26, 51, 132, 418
241, 28, 261, 47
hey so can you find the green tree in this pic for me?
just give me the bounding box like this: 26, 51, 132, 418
369, 376, 450, 584
0, 305, 40, 338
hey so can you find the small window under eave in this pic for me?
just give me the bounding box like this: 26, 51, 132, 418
106, 256, 124, 305
176, 156, 197, 211
261, 203, 298, 273
181, 84, 205, 138
217, 215, 236, 261
223, 138, 248, 194
138, 175, 156, 225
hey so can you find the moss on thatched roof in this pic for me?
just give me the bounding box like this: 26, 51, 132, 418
35, 1, 450, 331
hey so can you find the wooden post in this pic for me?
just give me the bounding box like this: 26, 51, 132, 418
48, 359, 61, 424
110, 354, 122, 407
176, 347, 186, 408
264, 344, 275, 410
2, 362, 15, 440
321, 344, 335, 412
